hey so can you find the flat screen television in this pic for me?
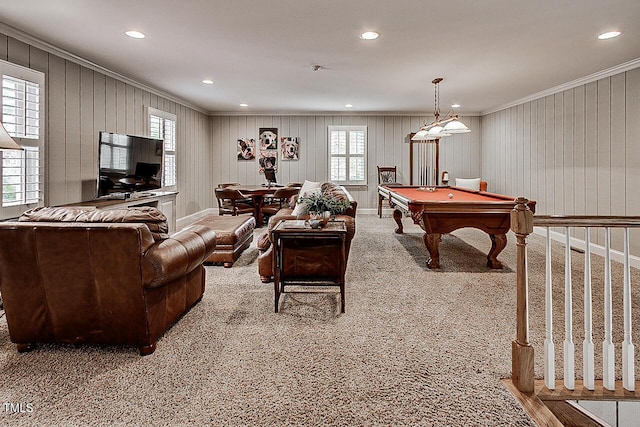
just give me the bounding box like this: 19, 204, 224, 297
97, 131, 164, 197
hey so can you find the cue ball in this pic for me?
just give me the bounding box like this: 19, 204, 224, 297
448, 193, 454, 199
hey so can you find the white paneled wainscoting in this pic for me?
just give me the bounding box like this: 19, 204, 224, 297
210, 114, 482, 214
0, 31, 212, 220
482, 67, 640, 258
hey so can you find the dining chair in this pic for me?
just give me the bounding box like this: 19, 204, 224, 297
261, 186, 301, 223
215, 188, 255, 216
377, 166, 397, 218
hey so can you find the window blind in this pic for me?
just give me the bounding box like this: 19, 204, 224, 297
1, 64, 44, 214
149, 109, 177, 188
328, 125, 367, 185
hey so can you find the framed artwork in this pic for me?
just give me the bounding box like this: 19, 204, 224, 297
258, 150, 277, 173
237, 138, 256, 160
280, 137, 299, 160
259, 127, 278, 150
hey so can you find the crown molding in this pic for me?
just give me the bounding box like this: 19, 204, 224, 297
209, 111, 482, 117
0, 21, 207, 115
482, 57, 640, 116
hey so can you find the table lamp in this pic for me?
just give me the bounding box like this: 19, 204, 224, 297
0, 121, 23, 150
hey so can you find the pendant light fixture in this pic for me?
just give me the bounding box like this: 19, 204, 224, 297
412, 78, 470, 141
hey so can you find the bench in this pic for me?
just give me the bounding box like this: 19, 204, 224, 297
192, 215, 256, 267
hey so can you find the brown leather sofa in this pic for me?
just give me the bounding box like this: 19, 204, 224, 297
257, 183, 357, 283
0, 206, 217, 355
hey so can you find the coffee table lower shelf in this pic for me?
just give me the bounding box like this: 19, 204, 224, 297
272, 220, 347, 313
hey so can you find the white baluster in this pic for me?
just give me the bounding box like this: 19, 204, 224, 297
583, 228, 595, 390
603, 227, 615, 390
622, 228, 635, 391
563, 227, 575, 390
544, 227, 555, 390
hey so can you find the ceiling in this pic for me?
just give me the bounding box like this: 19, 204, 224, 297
0, 0, 638, 115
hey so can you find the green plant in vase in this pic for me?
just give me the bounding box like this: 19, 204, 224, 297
298, 189, 350, 223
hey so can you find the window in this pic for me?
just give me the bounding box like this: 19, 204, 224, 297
328, 125, 366, 185
0, 60, 45, 219
147, 107, 177, 188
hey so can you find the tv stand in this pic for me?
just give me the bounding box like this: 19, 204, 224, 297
62, 191, 178, 232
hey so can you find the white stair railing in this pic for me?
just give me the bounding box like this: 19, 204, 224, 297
622, 228, 636, 391
510, 198, 640, 394
563, 228, 575, 390
544, 227, 555, 389
583, 227, 595, 390
603, 228, 615, 391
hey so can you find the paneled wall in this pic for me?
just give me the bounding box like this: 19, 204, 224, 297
210, 115, 482, 209
481, 67, 640, 254
0, 33, 212, 219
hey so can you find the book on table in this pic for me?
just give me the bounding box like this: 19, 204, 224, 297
281, 220, 307, 229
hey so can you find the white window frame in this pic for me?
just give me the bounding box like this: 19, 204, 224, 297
0, 59, 45, 220
146, 106, 177, 189
328, 125, 367, 185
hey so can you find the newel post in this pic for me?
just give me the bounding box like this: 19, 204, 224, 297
510, 197, 535, 393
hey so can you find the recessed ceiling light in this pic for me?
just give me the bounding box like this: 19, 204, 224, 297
125, 30, 145, 39
360, 31, 379, 40
202, 79, 214, 85
451, 104, 461, 108
239, 103, 248, 107
598, 31, 621, 40
345, 104, 353, 108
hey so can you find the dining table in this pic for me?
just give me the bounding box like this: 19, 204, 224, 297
226, 184, 280, 226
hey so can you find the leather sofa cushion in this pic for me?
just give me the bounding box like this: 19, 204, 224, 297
19, 206, 170, 241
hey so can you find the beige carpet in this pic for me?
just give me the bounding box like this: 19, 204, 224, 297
1, 214, 638, 426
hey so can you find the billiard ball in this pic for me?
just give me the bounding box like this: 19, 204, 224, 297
448, 193, 454, 199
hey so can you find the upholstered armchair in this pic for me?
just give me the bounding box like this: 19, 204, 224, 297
0, 206, 217, 355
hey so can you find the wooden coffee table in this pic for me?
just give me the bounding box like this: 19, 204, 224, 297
272, 219, 347, 313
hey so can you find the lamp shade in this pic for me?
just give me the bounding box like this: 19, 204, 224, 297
443, 117, 471, 133
0, 122, 23, 150
411, 129, 429, 140
425, 126, 450, 139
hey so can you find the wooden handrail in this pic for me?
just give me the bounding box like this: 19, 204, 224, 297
533, 216, 640, 227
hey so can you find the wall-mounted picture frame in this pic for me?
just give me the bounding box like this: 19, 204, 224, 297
237, 138, 256, 160
280, 137, 299, 160
258, 150, 277, 173
259, 127, 278, 150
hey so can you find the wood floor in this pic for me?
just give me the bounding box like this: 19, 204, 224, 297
503, 379, 640, 426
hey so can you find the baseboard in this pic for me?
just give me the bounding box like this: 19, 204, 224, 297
534, 227, 640, 269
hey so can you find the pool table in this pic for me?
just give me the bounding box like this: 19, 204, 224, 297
378, 185, 536, 269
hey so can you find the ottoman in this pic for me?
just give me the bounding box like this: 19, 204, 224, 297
193, 215, 256, 267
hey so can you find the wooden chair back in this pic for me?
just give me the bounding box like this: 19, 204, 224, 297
215, 188, 254, 215
377, 166, 397, 184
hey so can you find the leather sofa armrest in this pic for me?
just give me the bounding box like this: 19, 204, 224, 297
142, 224, 217, 288
256, 230, 271, 251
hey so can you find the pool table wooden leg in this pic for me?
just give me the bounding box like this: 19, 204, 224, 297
487, 233, 507, 269
393, 209, 404, 233
424, 233, 442, 269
